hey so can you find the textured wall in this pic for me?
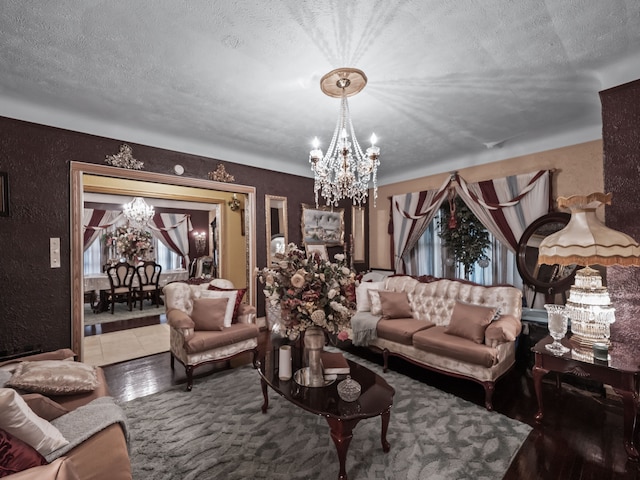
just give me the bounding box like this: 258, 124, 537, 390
600, 80, 640, 345
0, 116, 360, 356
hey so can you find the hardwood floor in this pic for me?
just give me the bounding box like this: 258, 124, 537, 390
103, 330, 640, 479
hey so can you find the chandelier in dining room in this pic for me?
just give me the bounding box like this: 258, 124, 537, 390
309, 68, 380, 207
123, 197, 154, 227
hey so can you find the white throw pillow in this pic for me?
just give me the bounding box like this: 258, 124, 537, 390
0, 388, 69, 456
356, 281, 383, 312
199, 290, 238, 327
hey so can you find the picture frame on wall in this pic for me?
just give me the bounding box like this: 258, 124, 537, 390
305, 242, 329, 260
301, 204, 344, 246
351, 206, 365, 263
0, 172, 9, 216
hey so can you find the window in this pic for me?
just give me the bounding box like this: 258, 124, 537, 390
414, 211, 522, 289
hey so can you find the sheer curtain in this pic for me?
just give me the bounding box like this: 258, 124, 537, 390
148, 213, 193, 269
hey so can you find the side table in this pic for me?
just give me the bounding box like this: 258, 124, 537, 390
532, 336, 639, 461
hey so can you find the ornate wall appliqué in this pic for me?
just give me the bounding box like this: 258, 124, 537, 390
105, 144, 144, 170
208, 164, 235, 183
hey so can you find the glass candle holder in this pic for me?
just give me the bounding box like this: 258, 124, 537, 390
544, 304, 570, 356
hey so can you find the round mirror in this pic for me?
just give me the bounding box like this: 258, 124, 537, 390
516, 212, 577, 298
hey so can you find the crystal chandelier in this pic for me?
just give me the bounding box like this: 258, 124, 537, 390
123, 197, 154, 227
309, 68, 380, 207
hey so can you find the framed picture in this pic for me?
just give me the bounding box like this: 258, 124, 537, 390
0, 172, 8, 216
301, 204, 344, 246
305, 243, 328, 260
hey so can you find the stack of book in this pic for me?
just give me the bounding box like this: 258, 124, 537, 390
320, 351, 350, 379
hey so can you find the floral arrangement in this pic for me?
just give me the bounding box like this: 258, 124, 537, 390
104, 225, 153, 261
257, 243, 357, 340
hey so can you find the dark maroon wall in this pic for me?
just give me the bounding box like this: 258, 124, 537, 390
0, 115, 366, 356
600, 79, 640, 345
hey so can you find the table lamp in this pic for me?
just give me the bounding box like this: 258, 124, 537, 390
537, 193, 640, 351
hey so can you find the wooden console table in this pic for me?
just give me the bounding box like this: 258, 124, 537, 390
532, 336, 639, 461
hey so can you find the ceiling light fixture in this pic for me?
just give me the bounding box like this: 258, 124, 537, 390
309, 68, 380, 207
123, 197, 154, 227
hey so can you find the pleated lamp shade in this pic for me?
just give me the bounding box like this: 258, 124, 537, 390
538, 192, 640, 267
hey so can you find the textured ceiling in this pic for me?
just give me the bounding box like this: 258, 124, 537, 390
2, 1, 640, 184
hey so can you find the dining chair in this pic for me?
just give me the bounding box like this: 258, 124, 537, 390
135, 261, 162, 310
105, 261, 136, 314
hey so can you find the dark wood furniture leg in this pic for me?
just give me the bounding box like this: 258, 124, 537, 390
380, 409, 391, 453
326, 417, 358, 480
532, 364, 548, 423
260, 378, 269, 414
615, 388, 639, 460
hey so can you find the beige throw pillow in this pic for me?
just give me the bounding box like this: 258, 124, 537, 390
0, 388, 69, 456
368, 289, 387, 316
355, 281, 383, 312
445, 301, 497, 344
199, 290, 237, 327
6, 361, 99, 395
378, 291, 413, 319
191, 297, 229, 331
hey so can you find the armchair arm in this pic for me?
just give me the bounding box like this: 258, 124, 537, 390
484, 315, 522, 348
236, 304, 257, 324
167, 309, 195, 329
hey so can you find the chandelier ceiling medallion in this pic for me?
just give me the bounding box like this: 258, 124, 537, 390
309, 68, 380, 207
123, 197, 155, 227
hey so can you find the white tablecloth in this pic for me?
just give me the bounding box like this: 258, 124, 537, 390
83, 269, 189, 292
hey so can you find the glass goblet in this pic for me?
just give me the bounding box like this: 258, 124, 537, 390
544, 304, 570, 355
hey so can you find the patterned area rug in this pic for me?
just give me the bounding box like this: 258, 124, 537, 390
121, 352, 531, 480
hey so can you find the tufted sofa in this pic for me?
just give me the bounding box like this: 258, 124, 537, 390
352, 275, 522, 410
163, 279, 259, 391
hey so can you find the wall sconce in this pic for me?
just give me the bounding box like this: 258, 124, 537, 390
228, 194, 241, 211
193, 231, 206, 255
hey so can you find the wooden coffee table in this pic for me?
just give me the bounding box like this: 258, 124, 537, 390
257, 343, 395, 480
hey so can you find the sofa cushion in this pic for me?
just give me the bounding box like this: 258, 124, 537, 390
184, 323, 260, 354
445, 301, 497, 344
378, 291, 413, 319
208, 285, 246, 319
191, 297, 229, 331
0, 350, 76, 372
6, 361, 99, 396
413, 326, 498, 367
0, 427, 48, 476
0, 388, 68, 456
484, 314, 522, 347
377, 319, 434, 345
355, 281, 383, 312
7, 457, 82, 480
22, 394, 69, 422
199, 290, 238, 327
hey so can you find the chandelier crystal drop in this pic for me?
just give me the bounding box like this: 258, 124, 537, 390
309, 68, 380, 207
123, 197, 155, 227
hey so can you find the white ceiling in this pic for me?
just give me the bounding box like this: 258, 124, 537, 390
2, 1, 640, 185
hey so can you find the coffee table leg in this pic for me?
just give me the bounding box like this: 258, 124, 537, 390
260, 378, 269, 414
326, 418, 359, 480
380, 409, 391, 453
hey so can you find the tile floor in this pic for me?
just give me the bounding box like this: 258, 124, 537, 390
83, 323, 170, 367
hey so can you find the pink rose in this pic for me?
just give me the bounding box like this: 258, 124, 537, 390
337, 331, 349, 341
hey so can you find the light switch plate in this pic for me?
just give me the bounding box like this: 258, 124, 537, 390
50, 237, 61, 268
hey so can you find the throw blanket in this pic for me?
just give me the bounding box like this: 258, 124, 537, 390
350, 311, 380, 346
47, 396, 128, 462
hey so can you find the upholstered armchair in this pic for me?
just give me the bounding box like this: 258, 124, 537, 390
163, 279, 259, 391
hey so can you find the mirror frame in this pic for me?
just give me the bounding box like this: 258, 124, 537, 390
70, 162, 256, 360
516, 211, 576, 296
265, 195, 288, 265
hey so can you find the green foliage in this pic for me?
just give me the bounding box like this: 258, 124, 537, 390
437, 196, 490, 278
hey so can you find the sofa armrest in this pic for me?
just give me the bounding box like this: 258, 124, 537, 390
167, 309, 195, 330
236, 304, 257, 324
6, 457, 81, 480
484, 315, 522, 348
